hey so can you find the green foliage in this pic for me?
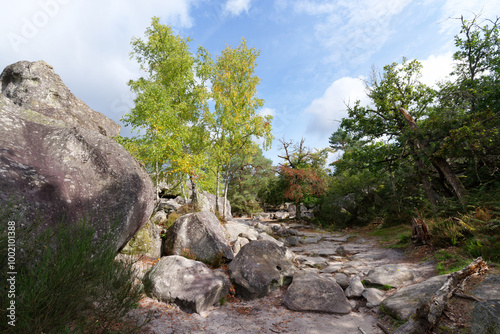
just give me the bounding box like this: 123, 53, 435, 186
322, 14, 500, 228
0, 203, 147, 334
121, 17, 209, 182
261, 139, 330, 217
227, 146, 275, 215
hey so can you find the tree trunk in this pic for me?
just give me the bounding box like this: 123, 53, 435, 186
215, 168, 220, 215
400, 108, 466, 205
189, 175, 199, 209
155, 160, 160, 205
432, 156, 467, 204
223, 177, 229, 220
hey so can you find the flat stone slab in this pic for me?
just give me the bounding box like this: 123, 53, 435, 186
302, 236, 322, 244
297, 256, 329, 268
320, 263, 344, 274
364, 264, 414, 288
381, 274, 449, 320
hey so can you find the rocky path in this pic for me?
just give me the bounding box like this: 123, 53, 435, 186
132, 219, 439, 334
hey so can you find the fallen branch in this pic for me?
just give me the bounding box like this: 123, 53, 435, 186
376, 322, 392, 334
453, 291, 483, 302
358, 327, 368, 334
393, 257, 488, 334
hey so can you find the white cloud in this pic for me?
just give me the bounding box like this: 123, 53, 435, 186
0, 0, 196, 131
419, 52, 455, 86
293, 0, 412, 65
223, 0, 252, 16
305, 76, 369, 138
258, 107, 276, 117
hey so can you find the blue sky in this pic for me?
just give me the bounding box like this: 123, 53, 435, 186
1, 0, 499, 165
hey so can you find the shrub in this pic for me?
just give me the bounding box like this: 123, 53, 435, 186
0, 202, 148, 334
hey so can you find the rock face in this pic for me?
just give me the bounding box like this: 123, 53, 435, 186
145, 255, 230, 314
1, 60, 120, 137
471, 300, 500, 334
228, 240, 296, 300
364, 264, 414, 288
380, 274, 449, 320
0, 61, 154, 251
163, 211, 234, 263
199, 191, 232, 220
283, 271, 351, 314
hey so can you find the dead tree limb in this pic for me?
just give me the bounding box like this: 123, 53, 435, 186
411, 215, 431, 245
394, 257, 488, 334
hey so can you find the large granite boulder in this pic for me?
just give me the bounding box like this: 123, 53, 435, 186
163, 211, 234, 264
364, 264, 415, 288
0, 61, 154, 251
283, 271, 351, 314
228, 240, 296, 300
381, 274, 449, 320
144, 255, 230, 315
199, 191, 232, 220
1, 60, 120, 136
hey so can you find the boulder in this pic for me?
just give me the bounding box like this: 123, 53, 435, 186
284, 236, 301, 247
158, 198, 183, 212
362, 288, 385, 308
345, 275, 364, 298
232, 236, 250, 254
283, 271, 351, 314
0, 62, 154, 251
224, 221, 259, 243
198, 191, 232, 220
380, 274, 449, 320
471, 300, 500, 334
121, 219, 162, 259
1, 60, 119, 137
163, 211, 233, 263
334, 272, 350, 290
150, 210, 168, 225
364, 264, 414, 288
257, 232, 284, 247
144, 255, 230, 315
274, 211, 290, 220
228, 240, 296, 300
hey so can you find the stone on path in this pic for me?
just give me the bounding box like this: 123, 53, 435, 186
380, 274, 449, 320
145, 255, 230, 315
363, 288, 385, 308
334, 272, 350, 290
345, 275, 364, 298
224, 221, 259, 243
283, 271, 351, 314
229, 240, 296, 300
364, 264, 414, 288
